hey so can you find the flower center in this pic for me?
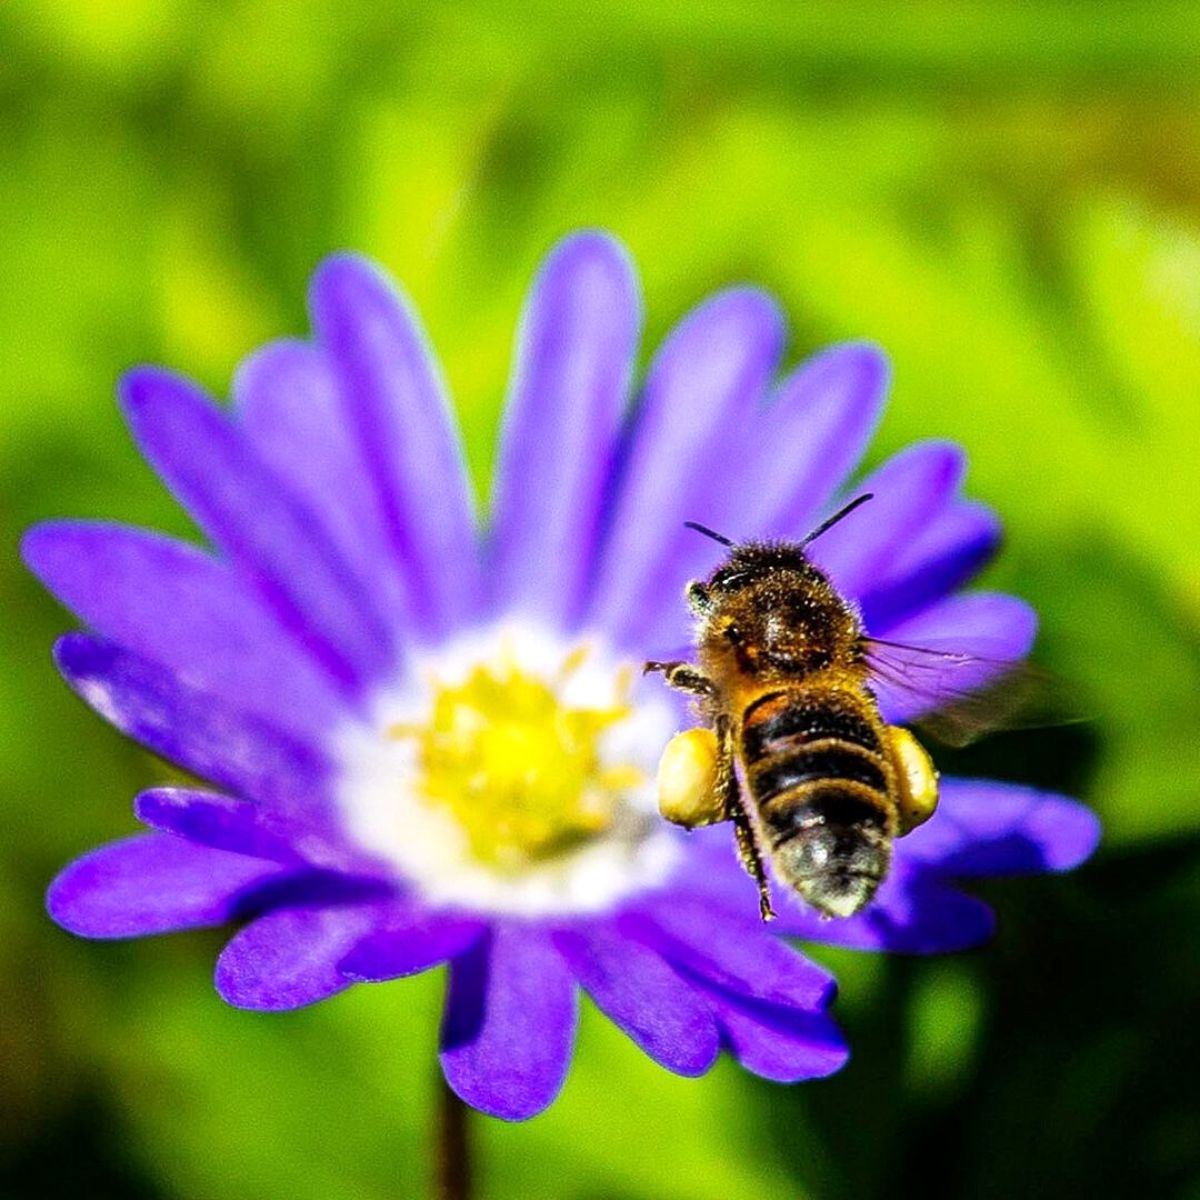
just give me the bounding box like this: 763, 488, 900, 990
390, 648, 642, 870
335, 623, 681, 915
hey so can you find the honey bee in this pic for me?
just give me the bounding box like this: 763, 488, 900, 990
646, 493, 1006, 922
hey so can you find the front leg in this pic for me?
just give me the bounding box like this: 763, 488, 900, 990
643, 660, 715, 699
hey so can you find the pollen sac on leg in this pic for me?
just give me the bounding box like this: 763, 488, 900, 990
656, 727, 724, 828
886, 725, 939, 835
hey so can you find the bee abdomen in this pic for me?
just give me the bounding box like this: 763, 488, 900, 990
740, 689, 895, 845
756, 781, 889, 842
741, 690, 881, 763
752, 746, 887, 801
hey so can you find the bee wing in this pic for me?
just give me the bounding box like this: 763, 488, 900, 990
863, 636, 1072, 748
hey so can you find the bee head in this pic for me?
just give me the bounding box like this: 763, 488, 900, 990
682, 502, 872, 677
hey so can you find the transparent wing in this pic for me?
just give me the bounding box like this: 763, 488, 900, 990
863, 636, 1075, 747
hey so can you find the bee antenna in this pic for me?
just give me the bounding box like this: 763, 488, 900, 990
802, 493, 875, 546
683, 521, 736, 548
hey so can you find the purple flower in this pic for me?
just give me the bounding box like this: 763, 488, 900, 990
24, 232, 1099, 1121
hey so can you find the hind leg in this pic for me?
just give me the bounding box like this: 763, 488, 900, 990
715, 717, 775, 922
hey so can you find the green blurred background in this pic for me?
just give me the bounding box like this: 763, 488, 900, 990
2, 2, 1199, 1197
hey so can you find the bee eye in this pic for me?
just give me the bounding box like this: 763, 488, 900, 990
724, 624, 742, 644
686, 582, 712, 616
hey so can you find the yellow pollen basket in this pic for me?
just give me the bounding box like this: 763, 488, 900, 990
390, 648, 642, 870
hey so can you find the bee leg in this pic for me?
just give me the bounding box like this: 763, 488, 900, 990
715, 718, 775, 922
733, 820, 775, 922
643, 661, 715, 698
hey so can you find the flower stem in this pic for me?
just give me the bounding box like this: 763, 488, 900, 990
435, 1070, 471, 1200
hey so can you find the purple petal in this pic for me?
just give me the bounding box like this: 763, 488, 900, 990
809, 441, 964, 601
670, 835, 996, 954
872, 592, 1038, 723
56, 634, 329, 819
704, 987, 849, 1082
228, 870, 394, 917
666, 832, 769, 917
489, 233, 639, 627
729, 342, 888, 540
625, 898, 834, 1009
553, 919, 720, 1077
132, 788, 371, 874
628, 343, 886, 656
234, 340, 410, 649
309, 255, 479, 641
134, 788, 302, 862
339, 909, 487, 981
770, 863, 997, 954
899, 778, 1101, 877
440, 923, 577, 1121
22, 521, 344, 742
585, 287, 785, 647
859, 500, 1001, 632
48, 833, 290, 938
215, 902, 387, 1010
120, 367, 391, 694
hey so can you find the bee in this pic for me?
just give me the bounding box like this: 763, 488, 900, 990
646, 493, 996, 922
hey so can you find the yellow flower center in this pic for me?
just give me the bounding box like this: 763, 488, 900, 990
390, 646, 643, 871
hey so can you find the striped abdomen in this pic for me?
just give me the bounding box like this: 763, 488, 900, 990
739, 685, 896, 918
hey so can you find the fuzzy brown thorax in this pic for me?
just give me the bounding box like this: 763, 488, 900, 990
690, 543, 866, 697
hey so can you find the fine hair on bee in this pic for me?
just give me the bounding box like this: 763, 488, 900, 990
647, 493, 942, 922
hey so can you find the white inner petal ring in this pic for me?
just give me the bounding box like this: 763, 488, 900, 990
332, 622, 683, 916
